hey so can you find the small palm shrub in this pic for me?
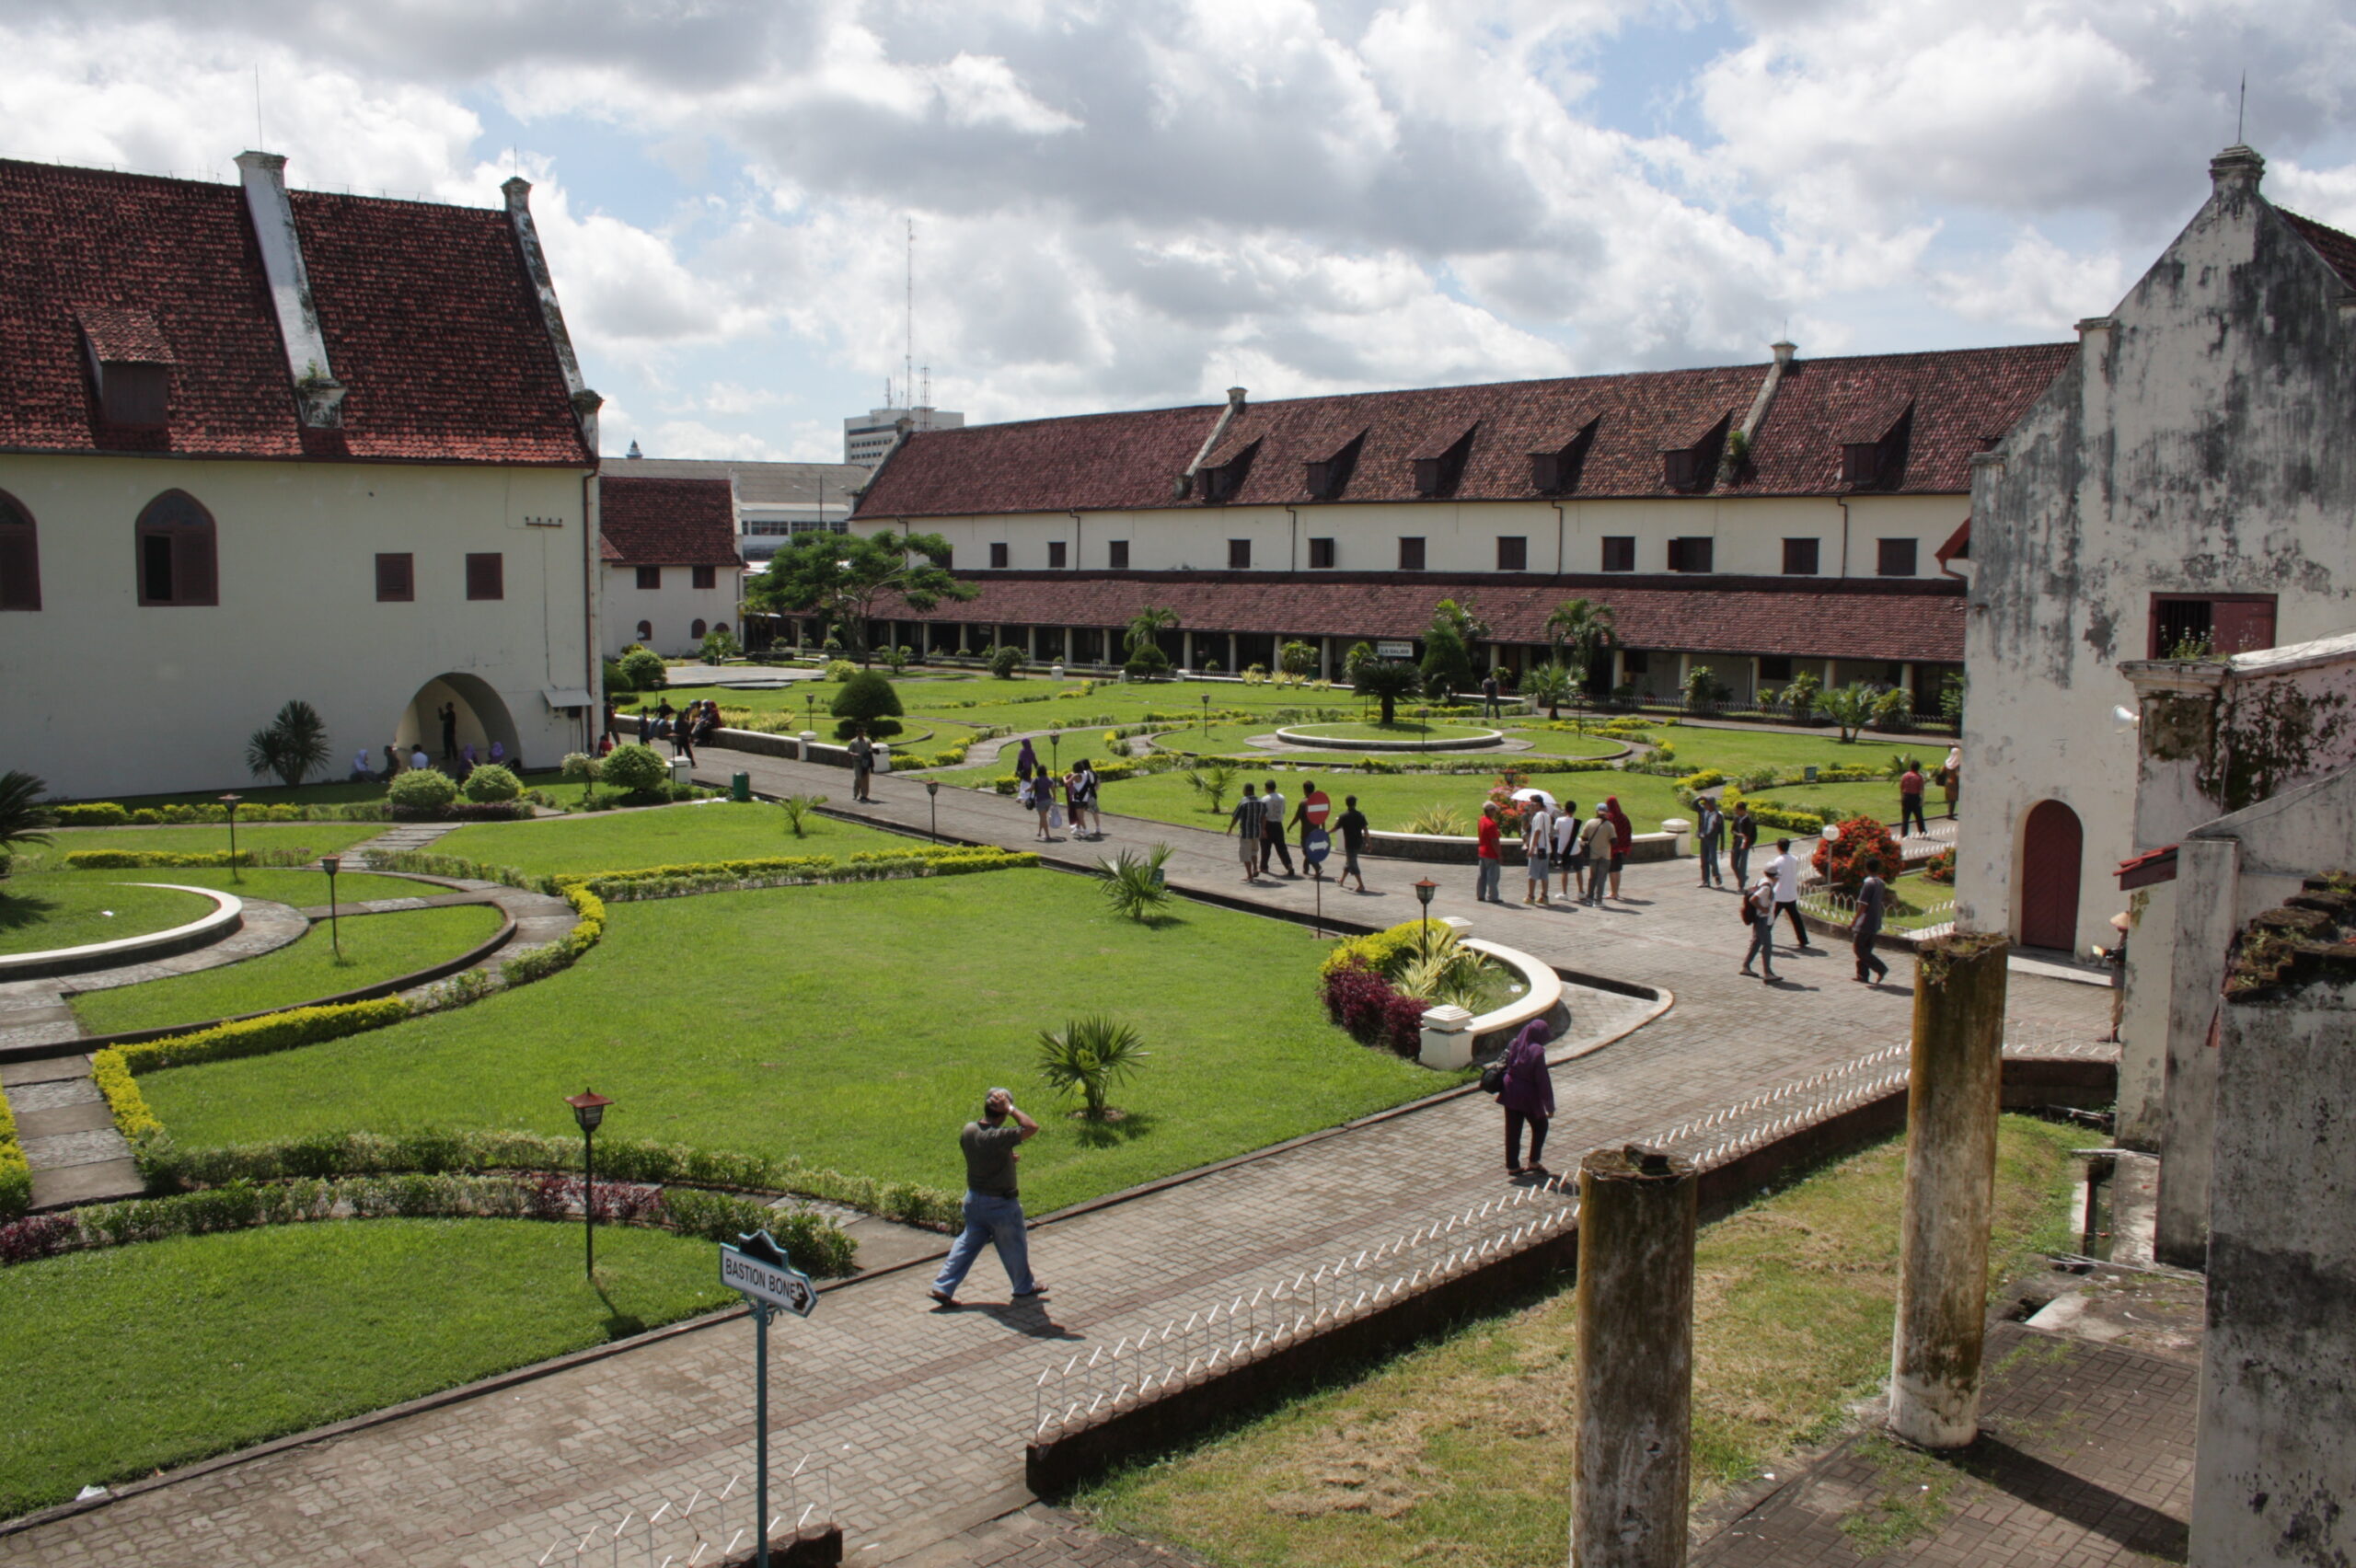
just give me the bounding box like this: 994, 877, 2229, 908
463, 763, 521, 803
1395, 941, 1497, 1011
1097, 845, 1172, 922
245, 699, 332, 789
1184, 761, 1238, 814
387, 768, 457, 813
780, 793, 828, 837
0, 769, 54, 881
1403, 802, 1467, 836
1035, 1016, 1150, 1121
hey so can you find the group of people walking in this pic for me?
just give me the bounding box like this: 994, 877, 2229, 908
1220, 776, 1372, 891
1472, 794, 1638, 908
1011, 738, 1103, 840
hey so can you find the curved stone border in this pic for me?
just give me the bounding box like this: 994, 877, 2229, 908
0, 884, 245, 983
1459, 938, 1565, 1044
1366, 827, 1683, 865
1271, 724, 1505, 752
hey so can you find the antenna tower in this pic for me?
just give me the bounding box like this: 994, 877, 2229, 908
904, 218, 915, 416
2236, 70, 2246, 144
920, 364, 930, 409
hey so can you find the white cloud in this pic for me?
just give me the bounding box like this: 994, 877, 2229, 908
1928, 232, 2129, 331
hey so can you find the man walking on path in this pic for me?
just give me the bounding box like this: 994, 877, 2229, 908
1739, 871, 1781, 982
1729, 801, 1758, 886
1898, 760, 1927, 836
1521, 800, 1553, 905
1228, 785, 1265, 883
1481, 672, 1501, 719
929, 1089, 1045, 1306
1474, 801, 1504, 903
1334, 795, 1371, 893
1553, 801, 1580, 903
439, 701, 458, 763
1258, 778, 1297, 877
848, 727, 876, 803
1765, 838, 1815, 950
1851, 859, 1892, 985
1577, 804, 1613, 905
1696, 797, 1726, 887
1288, 780, 1323, 881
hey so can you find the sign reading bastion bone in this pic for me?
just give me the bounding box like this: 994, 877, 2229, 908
722, 1231, 819, 1317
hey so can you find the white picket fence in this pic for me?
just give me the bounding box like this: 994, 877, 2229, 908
515, 1455, 834, 1568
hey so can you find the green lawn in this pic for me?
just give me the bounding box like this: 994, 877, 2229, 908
0, 881, 214, 956
710, 674, 1356, 732
0, 1219, 736, 1518
1080, 1116, 2084, 1567
1643, 725, 1939, 778
73, 773, 565, 812
16, 824, 385, 871
142, 870, 1449, 1214
433, 801, 917, 878
73, 905, 505, 1036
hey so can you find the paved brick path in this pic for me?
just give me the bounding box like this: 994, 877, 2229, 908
0, 754, 2111, 1567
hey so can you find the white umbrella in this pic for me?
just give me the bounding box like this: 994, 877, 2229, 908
1509, 787, 1558, 812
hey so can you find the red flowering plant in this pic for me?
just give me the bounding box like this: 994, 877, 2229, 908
1812, 815, 1902, 894
1923, 847, 1957, 884
1320, 961, 1430, 1056
1484, 769, 1531, 833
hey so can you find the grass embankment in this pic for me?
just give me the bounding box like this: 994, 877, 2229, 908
0, 1219, 736, 1518
433, 801, 916, 878
0, 882, 213, 956
77, 773, 568, 813
73, 905, 505, 1036
15, 824, 386, 870
1080, 1115, 2084, 1566
142, 870, 1449, 1214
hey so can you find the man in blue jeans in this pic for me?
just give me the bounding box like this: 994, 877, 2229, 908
930, 1088, 1046, 1305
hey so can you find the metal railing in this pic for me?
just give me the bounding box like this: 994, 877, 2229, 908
1032, 1179, 1576, 1442
517, 1454, 835, 1568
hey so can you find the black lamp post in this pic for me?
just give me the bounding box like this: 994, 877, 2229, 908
320, 855, 341, 957
1415, 877, 1438, 957
566, 1090, 612, 1277
926, 778, 940, 843
1201, 692, 1210, 739
218, 792, 243, 867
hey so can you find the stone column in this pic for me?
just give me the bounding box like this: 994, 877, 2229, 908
1888, 932, 2010, 1448
1572, 1145, 1697, 1568
2157, 836, 2240, 1267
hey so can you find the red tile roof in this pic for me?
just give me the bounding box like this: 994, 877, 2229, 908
75, 305, 173, 363
856, 344, 2075, 521
2280, 208, 2356, 292
0, 159, 591, 465
599, 475, 744, 567
871, 572, 1966, 663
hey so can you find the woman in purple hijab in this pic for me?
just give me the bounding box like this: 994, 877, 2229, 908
1497, 1019, 1554, 1175
1015, 739, 1039, 782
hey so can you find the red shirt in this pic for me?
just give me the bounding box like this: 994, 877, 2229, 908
1477, 817, 1502, 859
1900, 769, 1924, 797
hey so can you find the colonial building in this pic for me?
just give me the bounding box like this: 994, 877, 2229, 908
597, 474, 746, 656
1954, 144, 2356, 961
845, 342, 2073, 709
0, 154, 603, 800
610, 455, 868, 562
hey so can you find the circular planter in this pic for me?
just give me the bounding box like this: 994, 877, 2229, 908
1271, 722, 1506, 753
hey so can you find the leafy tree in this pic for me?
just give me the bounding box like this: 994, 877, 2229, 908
560, 751, 601, 806
831, 670, 905, 739
1125, 605, 1179, 655
1354, 659, 1420, 724
1035, 1015, 1150, 1121
881, 645, 914, 674
1278, 640, 1320, 678
1341, 640, 1378, 682
1520, 661, 1576, 720
1783, 669, 1823, 722
987, 644, 1024, 679
619, 649, 666, 691
1681, 664, 1720, 711
600, 742, 669, 799
1940, 671, 1967, 728
1431, 596, 1489, 643
244, 700, 332, 790
1124, 642, 1172, 679
1420, 617, 1474, 700
699, 627, 742, 664
0, 769, 54, 881
745, 528, 974, 663
1544, 597, 1617, 695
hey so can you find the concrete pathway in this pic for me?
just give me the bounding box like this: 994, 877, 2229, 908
0, 749, 2111, 1567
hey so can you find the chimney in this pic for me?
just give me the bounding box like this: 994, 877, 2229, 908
1177, 386, 1250, 499
502, 175, 601, 454
1730, 340, 1796, 478
236, 150, 345, 428
2211, 144, 2265, 200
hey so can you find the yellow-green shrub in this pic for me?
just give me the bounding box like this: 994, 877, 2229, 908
1320, 919, 1450, 984
0, 1084, 29, 1218
91, 1048, 162, 1139
114, 997, 414, 1075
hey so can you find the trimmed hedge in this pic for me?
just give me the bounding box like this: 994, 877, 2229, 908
110, 997, 414, 1076
0, 1171, 857, 1275
137, 1127, 964, 1230
499, 883, 605, 986
90, 1049, 160, 1139
372, 846, 1035, 900
52, 801, 387, 826
0, 1085, 29, 1220
64, 847, 319, 870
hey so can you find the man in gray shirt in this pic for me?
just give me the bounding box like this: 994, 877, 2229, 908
930, 1088, 1045, 1306
1850, 859, 1892, 986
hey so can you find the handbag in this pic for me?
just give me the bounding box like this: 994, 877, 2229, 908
1739, 897, 1757, 926
1480, 1063, 1507, 1095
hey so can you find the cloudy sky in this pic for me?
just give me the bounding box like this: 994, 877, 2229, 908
7, 0, 2352, 460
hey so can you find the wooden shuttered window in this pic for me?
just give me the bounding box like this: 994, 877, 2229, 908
375, 553, 414, 602
1496, 536, 1528, 571
692, 565, 718, 590
1600, 536, 1634, 572
467, 552, 504, 601
134, 490, 216, 606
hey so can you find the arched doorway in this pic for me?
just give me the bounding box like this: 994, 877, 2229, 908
2019, 800, 2084, 952
395, 674, 522, 769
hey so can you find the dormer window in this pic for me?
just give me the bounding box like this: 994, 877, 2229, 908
1411, 422, 1477, 498
1837, 398, 1914, 490
1529, 418, 1598, 494
1658, 412, 1730, 492
1197, 438, 1261, 503
1303, 431, 1366, 500
77, 306, 174, 430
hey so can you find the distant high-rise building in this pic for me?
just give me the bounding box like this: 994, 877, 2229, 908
844, 404, 964, 467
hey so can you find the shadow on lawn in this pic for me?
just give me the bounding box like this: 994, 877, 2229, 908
0, 891, 61, 932
593, 1280, 648, 1341
1071, 1109, 1158, 1150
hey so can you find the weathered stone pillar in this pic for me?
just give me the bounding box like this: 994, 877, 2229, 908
2156, 836, 2240, 1267
1571, 1145, 1696, 1568
1888, 932, 2009, 1448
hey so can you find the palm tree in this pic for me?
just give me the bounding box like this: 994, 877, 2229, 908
1520, 662, 1576, 720
1355, 660, 1421, 724
245, 700, 333, 790
1126, 605, 1179, 655
1544, 598, 1617, 701
0, 769, 53, 882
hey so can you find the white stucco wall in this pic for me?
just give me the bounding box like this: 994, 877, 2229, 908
1956, 155, 2356, 955
895, 492, 1962, 582
601, 563, 743, 658
0, 453, 596, 799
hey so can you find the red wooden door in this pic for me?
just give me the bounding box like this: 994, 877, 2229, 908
2019, 800, 2084, 952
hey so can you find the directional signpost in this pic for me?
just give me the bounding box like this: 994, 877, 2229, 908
722, 1230, 817, 1568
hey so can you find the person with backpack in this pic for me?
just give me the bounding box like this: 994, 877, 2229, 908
1739, 870, 1781, 982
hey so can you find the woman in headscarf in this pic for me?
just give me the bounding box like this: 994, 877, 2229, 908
1014, 738, 1039, 783
1496, 1019, 1555, 1176
1604, 795, 1634, 900
1942, 744, 1963, 820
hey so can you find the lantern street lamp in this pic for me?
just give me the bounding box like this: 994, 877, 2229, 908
565, 1090, 613, 1277
1415, 877, 1438, 958
926, 778, 940, 843
218, 792, 244, 868
320, 855, 342, 958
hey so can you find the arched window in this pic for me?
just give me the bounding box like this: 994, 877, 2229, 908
135, 490, 216, 606
636, 619, 653, 641
713, 621, 730, 637
0, 490, 38, 611
691, 618, 708, 640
